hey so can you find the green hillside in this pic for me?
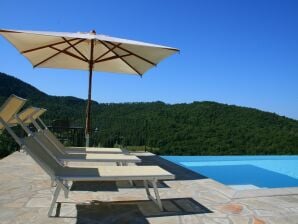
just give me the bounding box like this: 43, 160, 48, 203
1, 72, 298, 157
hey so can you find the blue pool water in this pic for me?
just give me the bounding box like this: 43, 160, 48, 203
162, 156, 298, 189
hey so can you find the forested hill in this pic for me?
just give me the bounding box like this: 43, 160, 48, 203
1, 72, 298, 157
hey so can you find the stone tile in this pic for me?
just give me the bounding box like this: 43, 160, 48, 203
229, 215, 250, 224
58, 203, 77, 217
195, 190, 231, 205
233, 188, 293, 199
286, 187, 298, 195
147, 216, 180, 224
266, 214, 298, 224
26, 197, 51, 208
3, 197, 29, 208
197, 216, 225, 224
254, 209, 276, 217
218, 203, 243, 214
253, 217, 266, 224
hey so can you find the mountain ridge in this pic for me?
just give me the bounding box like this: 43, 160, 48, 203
1, 72, 294, 120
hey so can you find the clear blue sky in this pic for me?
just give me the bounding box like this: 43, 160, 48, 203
0, 0, 297, 119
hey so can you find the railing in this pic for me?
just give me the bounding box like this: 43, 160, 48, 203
47, 118, 148, 150
47, 126, 85, 147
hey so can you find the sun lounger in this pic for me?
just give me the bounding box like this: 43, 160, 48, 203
18, 121, 141, 165
0, 96, 175, 216
23, 134, 174, 216
21, 106, 128, 154
0, 95, 140, 165
44, 128, 128, 154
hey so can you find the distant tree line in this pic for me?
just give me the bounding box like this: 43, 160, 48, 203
1, 72, 298, 158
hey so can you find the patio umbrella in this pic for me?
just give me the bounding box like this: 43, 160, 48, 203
0, 29, 179, 146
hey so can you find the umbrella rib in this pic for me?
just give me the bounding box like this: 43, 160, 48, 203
105, 41, 156, 66
99, 40, 142, 75
94, 53, 131, 64
22, 38, 80, 54
50, 46, 88, 62
62, 37, 88, 61
94, 43, 122, 62
33, 39, 86, 67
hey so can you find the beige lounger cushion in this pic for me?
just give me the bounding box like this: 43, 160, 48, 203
66, 147, 123, 153
67, 147, 124, 153
59, 165, 174, 181
85, 153, 138, 161
86, 147, 123, 153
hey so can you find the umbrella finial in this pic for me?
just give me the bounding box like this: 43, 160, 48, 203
90, 30, 96, 35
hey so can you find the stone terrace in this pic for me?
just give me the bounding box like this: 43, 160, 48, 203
1, 151, 298, 224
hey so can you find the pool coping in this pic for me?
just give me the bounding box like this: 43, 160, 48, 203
230, 185, 298, 199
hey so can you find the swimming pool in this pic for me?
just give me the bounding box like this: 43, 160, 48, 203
162, 156, 298, 189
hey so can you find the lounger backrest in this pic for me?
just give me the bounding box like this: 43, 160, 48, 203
8, 107, 37, 126
34, 131, 65, 158
0, 95, 26, 130
23, 135, 63, 177
43, 129, 66, 151
24, 108, 47, 124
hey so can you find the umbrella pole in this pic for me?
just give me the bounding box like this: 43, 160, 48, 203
85, 38, 94, 147
85, 68, 92, 147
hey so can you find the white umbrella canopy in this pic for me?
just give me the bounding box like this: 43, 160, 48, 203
0, 28, 179, 146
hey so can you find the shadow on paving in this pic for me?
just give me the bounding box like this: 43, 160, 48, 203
70, 180, 169, 192
137, 155, 207, 181
70, 181, 119, 191
119, 180, 170, 188
55, 198, 212, 223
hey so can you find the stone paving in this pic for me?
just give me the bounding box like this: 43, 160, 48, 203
0, 151, 298, 224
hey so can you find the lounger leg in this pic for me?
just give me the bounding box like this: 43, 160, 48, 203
48, 183, 62, 217
129, 180, 134, 186
61, 182, 69, 198
64, 189, 69, 198
62, 180, 68, 187
51, 178, 57, 187
120, 162, 134, 186
152, 180, 163, 211
144, 180, 164, 211
62, 180, 70, 197
127, 162, 133, 186
144, 180, 150, 198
